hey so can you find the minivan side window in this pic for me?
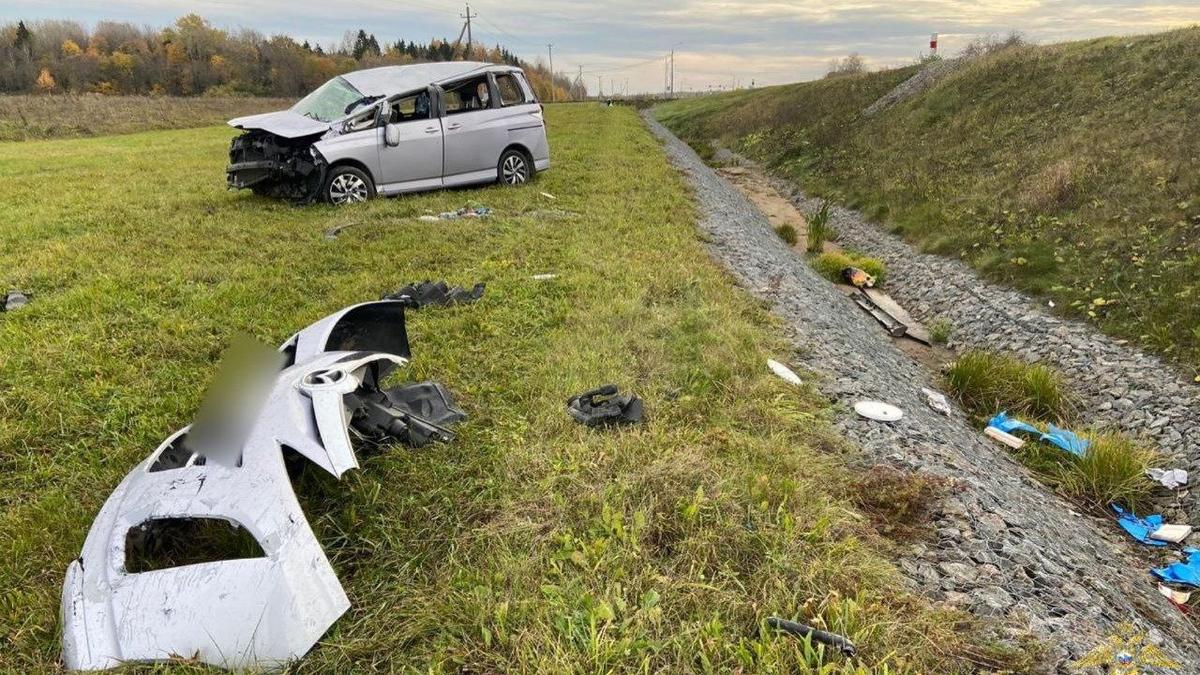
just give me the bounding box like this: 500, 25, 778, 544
442, 76, 492, 115
388, 91, 431, 123
345, 107, 379, 133
495, 73, 529, 106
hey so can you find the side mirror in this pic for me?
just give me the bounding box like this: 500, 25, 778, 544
384, 123, 400, 147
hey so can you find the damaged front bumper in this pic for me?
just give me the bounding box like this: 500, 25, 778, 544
226, 132, 326, 201
62, 300, 460, 670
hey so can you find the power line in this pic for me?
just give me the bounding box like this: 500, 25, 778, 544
546, 43, 555, 101
460, 2, 478, 54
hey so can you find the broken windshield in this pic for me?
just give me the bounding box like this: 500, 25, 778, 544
291, 76, 367, 123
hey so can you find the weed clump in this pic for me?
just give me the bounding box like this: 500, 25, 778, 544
806, 201, 834, 252
812, 251, 887, 286
929, 318, 953, 344
1013, 434, 1157, 512
944, 350, 1074, 421
774, 223, 798, 246
851, 466, 946, 541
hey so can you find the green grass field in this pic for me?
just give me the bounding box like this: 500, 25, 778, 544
656, 27, 1200, 375
0, 105, 1018, 672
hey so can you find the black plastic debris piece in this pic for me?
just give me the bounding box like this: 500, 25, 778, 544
351, 380, 466, 448
566, 384, 644, 427
3, 290, 30, 312
383, 281, 485, 308
760, 617, 857, 657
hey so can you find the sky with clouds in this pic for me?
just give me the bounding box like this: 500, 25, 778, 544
5, 1, 1199, 94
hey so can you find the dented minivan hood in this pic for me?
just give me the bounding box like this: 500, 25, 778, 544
227, 110, 330, 139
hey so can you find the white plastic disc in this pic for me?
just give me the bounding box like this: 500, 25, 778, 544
854, 400, 903, 422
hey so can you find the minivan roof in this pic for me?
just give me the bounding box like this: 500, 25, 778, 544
341, 61, 520, 96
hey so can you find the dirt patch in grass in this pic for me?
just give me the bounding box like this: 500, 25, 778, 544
850, 466, 948, 542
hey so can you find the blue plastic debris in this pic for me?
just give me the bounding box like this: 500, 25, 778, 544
1112, 505, 1168, 547
1153, 549, 1200, 587
986, 411, 1090, 457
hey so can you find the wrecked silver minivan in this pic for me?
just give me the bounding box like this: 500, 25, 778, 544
226, 61, 550, 204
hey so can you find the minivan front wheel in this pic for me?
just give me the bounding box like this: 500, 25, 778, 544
498, 149, 531, 185
322, 166, 375, 204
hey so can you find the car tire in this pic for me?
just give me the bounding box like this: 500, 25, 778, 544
322, 165, 375, 204
497, 149, 531, 186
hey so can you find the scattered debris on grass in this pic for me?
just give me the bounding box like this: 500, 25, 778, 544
853, 400, 903, 422
987, 411, 1088, 456
851, 290, 909, 339
530, 273, 558, 281
1159, 583, 1192, 607
1113, 505, 1169, 546
1151, 523, 1193, 544
383, 280, 485, 308
566, 384, 644, 427
842, 266, 876, 288
813, 251, 885, 286
539, 191, 557, 200
767, 358, 803, 386
985, 425, 1026, 449
433, 204, 492, 220
1155, 550, 1200, 588
3, 290, 30, 311
761, 616, 857, 657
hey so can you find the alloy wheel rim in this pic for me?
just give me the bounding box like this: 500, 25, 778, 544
329, 173, 368, 204
502, 155, 528, 184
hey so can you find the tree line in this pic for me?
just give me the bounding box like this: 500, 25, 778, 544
0, 15, 584, 100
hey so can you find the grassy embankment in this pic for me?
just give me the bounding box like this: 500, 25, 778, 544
0, 105, 1026, 671
656, 27, 1200, 375
0, 94, 292, 141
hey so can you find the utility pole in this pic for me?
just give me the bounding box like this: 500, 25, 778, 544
546, 43, 555, 102
597, 75, 603, 98
669, 49, 674, 96
577, 64, 584, 100
459, 3, 477, 57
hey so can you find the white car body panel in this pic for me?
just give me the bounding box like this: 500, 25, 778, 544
62, 301, 414, 671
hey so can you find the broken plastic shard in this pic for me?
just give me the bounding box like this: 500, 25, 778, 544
854, 400, 903, 422
383, 280, 485, 308
61, 300, 459, 671
1147, 467, 1189, 490
767, 359, 803, 386
920, 387, 952, 415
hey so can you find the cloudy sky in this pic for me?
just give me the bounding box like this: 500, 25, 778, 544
5, 1, 1200, 93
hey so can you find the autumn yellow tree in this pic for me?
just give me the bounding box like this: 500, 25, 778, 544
34, 68, 56, 92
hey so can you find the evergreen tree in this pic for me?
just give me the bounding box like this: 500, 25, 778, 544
366, 33, 380, 57
351, 29, 369, 60
14, 20, 31, 54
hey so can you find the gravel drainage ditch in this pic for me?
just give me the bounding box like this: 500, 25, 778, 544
643, 111, 1200, 670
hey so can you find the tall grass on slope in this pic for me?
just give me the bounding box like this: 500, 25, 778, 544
654, 27, 1200, 374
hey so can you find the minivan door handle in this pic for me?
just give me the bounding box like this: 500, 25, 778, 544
424, 126, 439, 134
446, 122, 462, 131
